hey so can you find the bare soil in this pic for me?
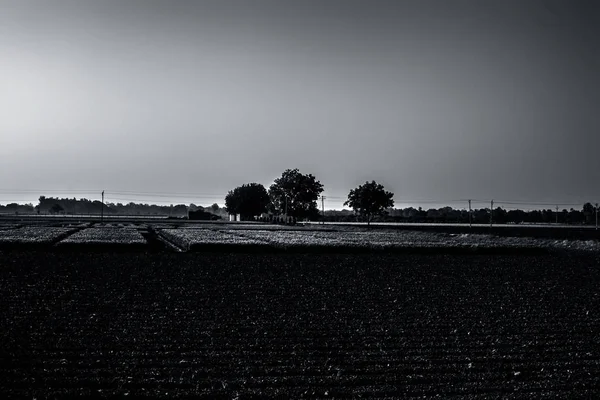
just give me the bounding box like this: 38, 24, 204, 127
1, 251, 599, 398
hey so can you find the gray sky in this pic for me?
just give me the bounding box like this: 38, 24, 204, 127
1, 0, 599, 210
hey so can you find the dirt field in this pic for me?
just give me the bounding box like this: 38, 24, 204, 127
1, 251, 600, 398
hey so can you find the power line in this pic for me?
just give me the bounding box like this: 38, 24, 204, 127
106, 197, 206, 204
0, 189, 101, 193
0, 199, 38, 202
0, 189, 223, 198
0, 193, 223, 202
0, 188, 595, 205
107, 193, 222, 199
495, 200, 583, 206
1, 188, 596, 211
106, 190, 224, 197
394, 199, 485, 204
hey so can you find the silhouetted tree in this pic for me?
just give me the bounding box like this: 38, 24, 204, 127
225, 183, 270, 221
344, 181, 394, 227
268, 169, 324, 221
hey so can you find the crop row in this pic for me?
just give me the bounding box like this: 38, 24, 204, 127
0, 227, 77, 245
95, 223, 145, 228
0, 227, 151, 250
157, 229, 480, 252
158, 228, 599, 252
0, 224, 597, 252
232, 230, 458, 248
159, 229, 265, 251
228, 229, 600, 252
58, 228, 146, 245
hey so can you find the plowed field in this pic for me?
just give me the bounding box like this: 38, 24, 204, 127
1, 251, 599, 398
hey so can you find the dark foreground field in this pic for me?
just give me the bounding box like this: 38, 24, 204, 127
1, 251, 600, 399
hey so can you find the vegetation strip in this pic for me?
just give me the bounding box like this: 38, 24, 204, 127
54, 227, 148, 251
0, 226, 81, 250
0, 222, 597, 253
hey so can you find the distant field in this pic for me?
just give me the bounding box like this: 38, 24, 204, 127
2, 214, 597, 229
0, 221, 599, 253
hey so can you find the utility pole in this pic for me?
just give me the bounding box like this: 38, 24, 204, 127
556, 205, 559, 224
321, 195, 326, 225
490, 200, 494, 229
596, 203, 598, 230
468, 199, 472, 228
101, 190, 104, 223
284, 194, 288, 225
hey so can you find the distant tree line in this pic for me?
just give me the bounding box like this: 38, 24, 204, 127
12, 196, 226, 218
1, 174, 597, 227
36, 196, 106, 215
224, 168, 599, 226
321, 204, 598, 225
0, 203, 35, 214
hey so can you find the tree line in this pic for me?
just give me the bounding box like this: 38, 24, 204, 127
1, 168, 598, 226
321, 205, 599, 225
1, 196, 226, 218
224, 168, 598, 226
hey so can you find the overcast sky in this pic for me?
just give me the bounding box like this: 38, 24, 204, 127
1, 0, 599, 210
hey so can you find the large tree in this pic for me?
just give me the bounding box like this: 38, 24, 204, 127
344, 181, 394, 226
268, 169, 324, 221
225, 183, 270, 220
